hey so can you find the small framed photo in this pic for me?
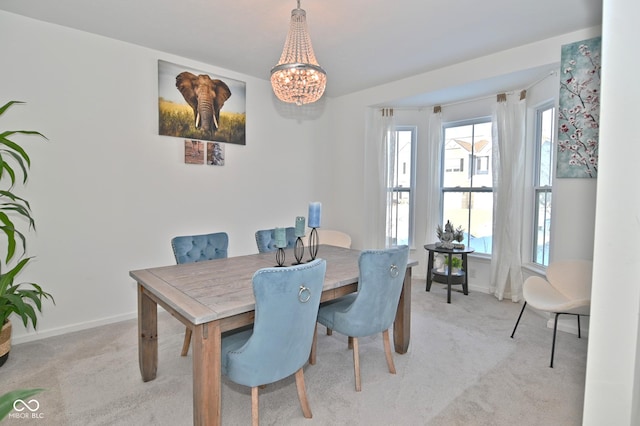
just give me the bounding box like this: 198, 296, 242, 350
207, 142, 225, 166
184, 140, 204, 164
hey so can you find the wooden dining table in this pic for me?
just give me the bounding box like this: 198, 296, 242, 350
130, 245, 418, 426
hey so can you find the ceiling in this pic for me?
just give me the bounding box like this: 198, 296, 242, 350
1, 0, 602, 106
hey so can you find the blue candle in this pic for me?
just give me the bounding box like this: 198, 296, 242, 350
295, 216, 306, 237
308, 202, 322, 228
274, 227, 287, 248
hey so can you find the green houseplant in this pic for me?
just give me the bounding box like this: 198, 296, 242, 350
0, 101, 53, 367
446, 255, 463, 272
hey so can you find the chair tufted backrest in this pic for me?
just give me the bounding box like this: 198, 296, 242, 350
222, 259, 327, 387
171, 232, 229, 264
333, 245, 409, 337
254, 227, 297, 253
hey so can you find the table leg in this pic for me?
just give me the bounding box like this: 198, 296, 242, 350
192, 322, 222, 426
393, 267, 412, 354
447, 255, 452, 304
138, 284, 158, 382
462, 253, 469, 295
425, 251, 434, 292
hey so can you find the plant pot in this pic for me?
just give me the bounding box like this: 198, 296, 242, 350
0, 320, 11, 367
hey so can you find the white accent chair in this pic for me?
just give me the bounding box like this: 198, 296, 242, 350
510, 259, 593, 367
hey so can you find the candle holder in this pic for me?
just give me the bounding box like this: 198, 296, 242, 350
309, 227, 319, 261
276, 247, 286, 267
293, 237, 305, 264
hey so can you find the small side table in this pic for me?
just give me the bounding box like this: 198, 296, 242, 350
424, 244, 475, 303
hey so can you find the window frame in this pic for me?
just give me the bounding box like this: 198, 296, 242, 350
388, 126, 416, 247
440, 117, 493, 255
531, 102, 555, 266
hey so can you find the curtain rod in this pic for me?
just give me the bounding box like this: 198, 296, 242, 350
388, 68, 558, 111
525, 69, 558, 91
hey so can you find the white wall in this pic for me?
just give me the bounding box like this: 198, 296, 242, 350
583, 0, 640, 423
0, 11, 331, 343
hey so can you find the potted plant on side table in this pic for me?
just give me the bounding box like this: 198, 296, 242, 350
446, 255, 463, 274
451, 256, 462, 274
0, 101, 54, 367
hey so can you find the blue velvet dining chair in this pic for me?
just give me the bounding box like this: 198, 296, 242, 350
311, 245, 409, 391
221, 259, 326, 425
170, 231, 229, 356
254, 227, 297, 253
171, 231, 228, 264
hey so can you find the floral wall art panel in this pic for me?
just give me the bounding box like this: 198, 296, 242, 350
158, 60, 246, 146
557, 37, 601, 178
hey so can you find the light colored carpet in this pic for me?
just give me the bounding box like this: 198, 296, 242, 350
1, 279, 587, 425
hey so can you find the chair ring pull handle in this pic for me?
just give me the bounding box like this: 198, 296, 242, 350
389, 264, 399, 278
298, 285, 312, 303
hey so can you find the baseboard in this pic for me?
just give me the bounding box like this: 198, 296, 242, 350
414, 275, 493, 295
414, 275, 591, 339
546, 315, 590, 337
11, 311, 138, 345
15, 277, 577, 345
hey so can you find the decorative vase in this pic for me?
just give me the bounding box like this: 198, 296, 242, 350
0, 320, 11, 367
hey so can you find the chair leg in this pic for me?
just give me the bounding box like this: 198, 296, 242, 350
352, 337, 361, 392
510, 301, 527, 338
348, 336, 354, 350
577, 315, 582, 338
382, 329, 396, 374
295, 368, 313, 419
550, 312, 560, 368
251, 386, 259, 426
181, 327, 192, 356
309, 323, 318, 365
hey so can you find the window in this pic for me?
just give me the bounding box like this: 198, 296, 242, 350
388, 127, 415, 246
441, 119, 493, 254
475, 156, 489, 174
533, 104, 555, 266
445, 158, 464, 172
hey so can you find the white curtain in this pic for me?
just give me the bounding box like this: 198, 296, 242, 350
491, 91, 527, 301
425, 106, 443, 245
363, 108, 396, 249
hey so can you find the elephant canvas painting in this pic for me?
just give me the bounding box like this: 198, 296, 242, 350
158, 60, 246, 145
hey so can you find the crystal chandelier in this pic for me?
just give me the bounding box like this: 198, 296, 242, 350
271, 0, 327, 106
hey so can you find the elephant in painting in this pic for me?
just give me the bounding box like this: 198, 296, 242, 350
175, 72, 231, 134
